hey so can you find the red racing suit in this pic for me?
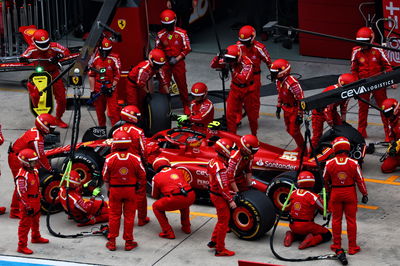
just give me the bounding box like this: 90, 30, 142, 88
88, 52, 121, 127
351, 46, 393, 139
237, 41, 271, 124
102, 151, 146, 241
311, 85, 349, 149
381, 115, 400, 173
207, 156, 234, 252
126, 60, 169, 112
21, 43, 70, 119
151, 167, 195, 233
323, 155, 368, 250
15, 167, 43, 248
288, 189, 330, 246
211, 55, 258, 135
8, 128, 51, 215
59, 187, 109, 225
189, 98, 214, 132
276, 75, 305, 149
0, 126, 4, 213
113, 124, 148, 223
155, 27, 191, 109
227, 149, 253, 192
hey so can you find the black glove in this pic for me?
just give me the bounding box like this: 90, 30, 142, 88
361, 195, 368, 204
296, 115, 303, 125
90, 91, 97, 99
221, 67, 229, 79
26, 207, 34, 216
100, 85, 113, 97
388, 141, 398, 157
19, 57, 29, 63
169, 56, 178, 65
276, 107, 281, 119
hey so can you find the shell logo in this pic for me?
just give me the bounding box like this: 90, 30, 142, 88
119, 167, 128, 175
108, 59, 111, 63
24, 28, 36, 36
31, 180, 35, 185
359, 57, 365, 63
293, 202, 301, 211
337, 172, 347, 181
170, 173, 179, 180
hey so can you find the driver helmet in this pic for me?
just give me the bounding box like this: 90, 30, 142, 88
297, 171, 315, 188
382, 98, 399, 118
238, 25, 256, 46
215, 138, 234, 158
112, 130, 131, 151
33, 29, 50, 51
99, 38, 112, 58
338, 73, 357, 87
18, 148, 39, 168
356, 27, 374, 43
191, 82, 208, 100
332, 136, 350, 155
153, 157, 171, 172
68, 170, 81, 189
270, 59, 291, 80
121, 105, 141, 124
240, 135, 260, 155
149, 48, 166, 68
35, 113, 57, 134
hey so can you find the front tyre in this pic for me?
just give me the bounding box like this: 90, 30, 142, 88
40, 173, 62, 214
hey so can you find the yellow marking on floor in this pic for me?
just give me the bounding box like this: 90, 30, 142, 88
385, 175, 400, 182
358, 204, 379, 210
0, 87, 27, 92
365, 178, 400, 186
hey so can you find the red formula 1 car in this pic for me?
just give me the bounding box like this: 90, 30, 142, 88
41, 117, 366, 240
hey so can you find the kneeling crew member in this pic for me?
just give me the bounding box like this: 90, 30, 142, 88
59, 170, 109, 226
284, 171, 332, 249
151, 157, 195, 239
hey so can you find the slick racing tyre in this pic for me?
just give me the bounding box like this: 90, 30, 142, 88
266, 171, 297, 217
144, 93, 171, 137
40, 172, 63, 214
63, 150, 104, 194
230, 189, 276, 240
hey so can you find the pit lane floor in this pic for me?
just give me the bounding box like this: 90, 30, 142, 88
0, 41, 400, 266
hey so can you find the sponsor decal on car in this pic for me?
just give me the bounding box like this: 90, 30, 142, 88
255, 159, 296, 170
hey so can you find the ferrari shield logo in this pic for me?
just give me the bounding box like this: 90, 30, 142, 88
301, 101, 306, 110
72, 76, 79, 85
118, 19, 126, 30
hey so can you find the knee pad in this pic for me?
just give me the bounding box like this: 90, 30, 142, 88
321, 230, 332, 242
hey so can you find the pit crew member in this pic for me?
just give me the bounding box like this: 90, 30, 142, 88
0, 125, 5, 214
381, 98, 400, 173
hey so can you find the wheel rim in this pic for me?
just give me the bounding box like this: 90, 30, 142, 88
273, 186, 291, 211
232, 206, 254, 231
72, 163, 92, 185
44, 180, 60, 205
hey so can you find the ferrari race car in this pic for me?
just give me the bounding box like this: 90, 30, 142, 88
40, 116, 366, 241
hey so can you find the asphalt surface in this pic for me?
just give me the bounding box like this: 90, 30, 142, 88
0, 41, 400, 266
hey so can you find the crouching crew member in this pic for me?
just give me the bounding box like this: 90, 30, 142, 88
151, 157, 195, 239
115, 105, 150, 226
228, 135, 259, 192
207, 138, 236, 256
284, 171, 332, 249
381, 98, 400, 173
324, 137, 368, 255
16, 149, 49, 254
0, 125, 5, 214
103, 131, 146, 251
59, 170, 109, 226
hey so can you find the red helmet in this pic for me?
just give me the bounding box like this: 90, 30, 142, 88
215, 138, 234, 158
356, 27, 374, 43
332, 136, 350, 154
297, 171, 315, 188
33, 29, 50, 50
35, 113, 57, 134
153, 157, 171, 172
338, 73, 357, 87
191, 82, 208, 97
68, 170, 81, 189
270, 59, 291, 79
382, 98, 399, 118
121, 105, 141, 124
160, 9, 176, 24
18, 148, 38, 168
112, 130, 131, 150
224, 45, 241, 61
101, 38, 113, 50
238, 25, 256, 42
322, 85, 337, 93
149, 48, 166, 66
240, 135, 260, 155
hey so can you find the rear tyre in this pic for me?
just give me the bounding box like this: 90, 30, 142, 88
40, 173, 62, 214
230, 189, 276, 240
144, 93, 171, 136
